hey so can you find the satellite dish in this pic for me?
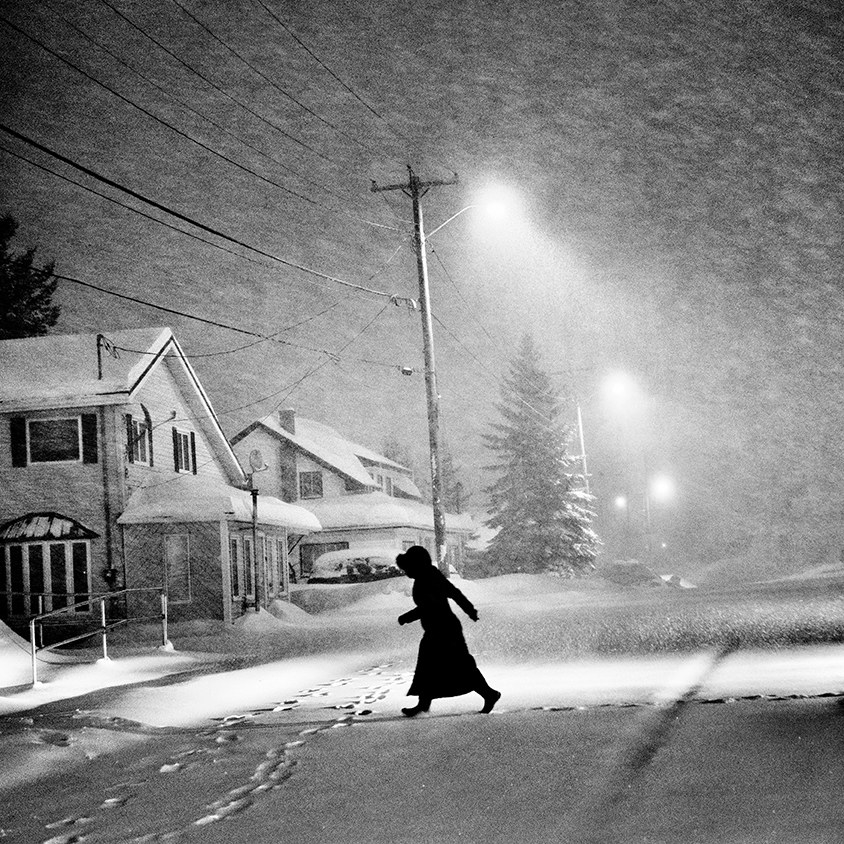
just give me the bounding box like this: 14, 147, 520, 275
249, 449, 269, 472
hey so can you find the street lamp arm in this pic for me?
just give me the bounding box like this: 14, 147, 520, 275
426, 205, 478, 239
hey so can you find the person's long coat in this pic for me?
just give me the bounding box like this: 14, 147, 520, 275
399, 567, 484, 699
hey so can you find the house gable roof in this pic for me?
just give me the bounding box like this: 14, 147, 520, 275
0, 327, 172, 410
0, 327, 246, 486
235, 415, 380, 489
233, 413, 419, 495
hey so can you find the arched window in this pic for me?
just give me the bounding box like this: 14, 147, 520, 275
0, 513, 97, 617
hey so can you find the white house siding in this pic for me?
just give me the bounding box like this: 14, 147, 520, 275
124, 358, 229, 498
231, 427, 285, 499
296, 453, 347, 498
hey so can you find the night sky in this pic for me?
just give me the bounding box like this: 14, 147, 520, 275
1, 0, 841, 576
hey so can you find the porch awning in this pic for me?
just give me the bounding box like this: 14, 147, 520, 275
0, 512, 99, 542
118, 476, 321, 534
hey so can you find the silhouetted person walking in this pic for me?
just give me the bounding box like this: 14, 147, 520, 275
396, 545, 500, 717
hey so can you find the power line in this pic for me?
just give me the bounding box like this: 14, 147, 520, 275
1, 139, 411, 313
253, 0, 458, 178
1, 124, 394, 298
0, 15, 400, 234
267, 301, 393, 414
111, 301, 343, 359
0, 142, 272, 272
55, 272, 406, 370
41, 0, 383, 216
94, 0, 333, 168
428, 242, 565, 409
168, 0, 400, 167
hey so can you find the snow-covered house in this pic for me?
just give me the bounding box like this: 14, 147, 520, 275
0, 328, 319, 631
231, 410, 474, 579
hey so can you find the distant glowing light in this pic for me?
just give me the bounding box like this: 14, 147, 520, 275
614, 495, 627, 509
650, 475, 675, 502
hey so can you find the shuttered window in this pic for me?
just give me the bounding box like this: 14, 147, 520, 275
172, 428, 197, 473
9, 415, 97, 465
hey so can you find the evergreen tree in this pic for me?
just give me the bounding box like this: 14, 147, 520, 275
483, 334, 600, 576
0, 214, 59, 340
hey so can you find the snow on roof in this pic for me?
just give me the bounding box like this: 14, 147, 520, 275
0, 327, 172, 410
392, 474, 422, 499
299, 491, 474, 534
118, 475, 321, 533
346, 439, 409, 472
253, 415, 378, 488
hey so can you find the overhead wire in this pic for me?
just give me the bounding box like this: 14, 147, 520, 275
0, 142, 272, 272
0, 137, 410, 315
55, 272, 407, 370
1, 124, 395, 298
0, 15, 399, 234
95, 0, 333, 168
253, 0, 459, 179
40, 0, 385, 215
168, 0, 402, 167
111, 300, 343, 359
127, 303, 394, 491
429, 237, 577, 399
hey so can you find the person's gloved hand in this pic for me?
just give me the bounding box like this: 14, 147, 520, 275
397, 615, 408, 625
468, 609, 479, 622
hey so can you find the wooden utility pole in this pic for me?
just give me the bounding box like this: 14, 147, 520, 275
371, 166, 458, 576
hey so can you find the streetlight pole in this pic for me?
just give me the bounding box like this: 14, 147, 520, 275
575, 401, 590, 495
371, 166, 459, 576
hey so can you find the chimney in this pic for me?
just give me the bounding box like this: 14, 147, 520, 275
278, 408, 296, 434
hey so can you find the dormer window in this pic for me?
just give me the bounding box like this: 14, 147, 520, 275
299, 471, 323, 499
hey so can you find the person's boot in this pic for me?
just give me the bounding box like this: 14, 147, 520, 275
480, 689, 501, 714
402, 698, 431, 717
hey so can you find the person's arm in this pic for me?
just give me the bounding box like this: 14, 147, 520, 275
444, 577, 479, 621
398, 607, 422, 625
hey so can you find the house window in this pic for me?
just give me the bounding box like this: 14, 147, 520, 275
131, 419, 149, 464
29, 417, 81, 463
11, 414, 98, 466
172, 428, 196, 473
0, 540, 91, 617
385, 476, 394, 496
164, 534, 191, 603
229, 536, 241, 598
243, 536, 254, 595
299, 471, 323, 499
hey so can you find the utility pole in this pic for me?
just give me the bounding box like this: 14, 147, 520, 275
372, 166, 458, 576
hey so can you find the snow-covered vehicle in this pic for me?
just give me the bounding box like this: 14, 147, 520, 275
307, 546, 404, 584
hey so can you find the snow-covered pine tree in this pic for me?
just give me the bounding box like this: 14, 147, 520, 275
482, 334, 600, 576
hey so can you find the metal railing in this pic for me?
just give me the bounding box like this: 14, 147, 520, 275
26, 587, 169, 686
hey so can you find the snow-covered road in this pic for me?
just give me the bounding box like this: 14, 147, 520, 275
2, 576, 844, 842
